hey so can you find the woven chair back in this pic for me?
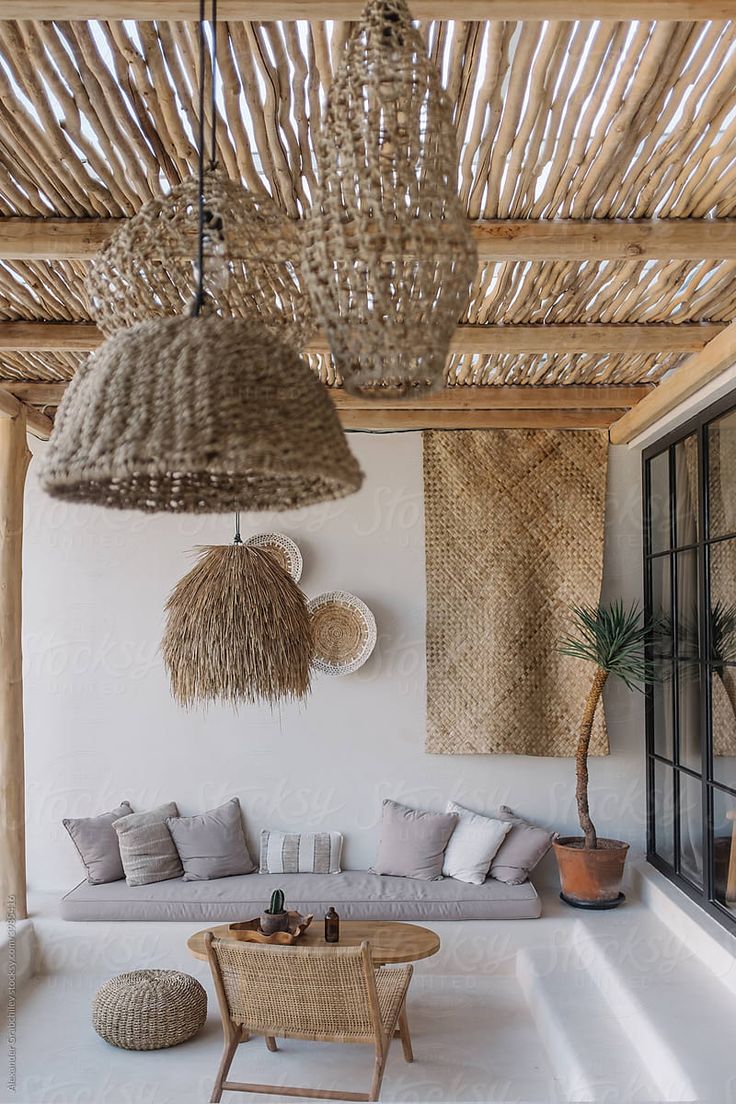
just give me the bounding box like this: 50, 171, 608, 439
211, 939, 378, 1039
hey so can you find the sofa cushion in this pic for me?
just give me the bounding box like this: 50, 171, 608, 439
60, 869, 541, 922
371, 799, 458, 880
167, 798, 255, 881
490, 806, 556, 885
260, 829, 343, 874
442, 801, 513, 885
113, 802, 183, 886
62, 801, 134, 885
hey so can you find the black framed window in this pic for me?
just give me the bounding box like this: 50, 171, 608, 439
644, 393, 736, 934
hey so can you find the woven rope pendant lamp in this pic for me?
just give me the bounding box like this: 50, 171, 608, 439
87, 167, 313, 348
40, 0, 362, 514
302, 0, 477, 399
162, 538, 313, 707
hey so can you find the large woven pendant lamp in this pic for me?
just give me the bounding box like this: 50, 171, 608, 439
162, 518, 313, 707
302, 0, 477, 399
40, 1, 362, 513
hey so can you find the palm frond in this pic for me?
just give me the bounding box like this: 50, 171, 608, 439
559, 600, 659, 691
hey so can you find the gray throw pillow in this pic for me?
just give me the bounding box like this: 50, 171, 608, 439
113, 802, 183, 887
371, 799, 458, 881
490, 806, 557, 885
167, 798, 256, 881
63, 801, 134, 884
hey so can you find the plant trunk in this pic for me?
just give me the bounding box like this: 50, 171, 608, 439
576, 666, 608, 850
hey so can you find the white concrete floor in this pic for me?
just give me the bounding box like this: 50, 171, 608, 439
4, 868, 736, 1104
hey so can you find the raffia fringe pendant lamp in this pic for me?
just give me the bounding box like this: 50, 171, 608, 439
162, 543, 313, 707
40, 1, 362, 513
302, 0, 477, 399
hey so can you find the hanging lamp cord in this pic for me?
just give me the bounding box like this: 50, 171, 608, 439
233, 511, 242, 544
192, 0, 218, 318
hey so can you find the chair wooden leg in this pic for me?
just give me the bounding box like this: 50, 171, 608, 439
397, 1004, 413, 1063
368, 1042, 389, 1103
265, 1036, 278, 1052
211, 1035, 238, 1103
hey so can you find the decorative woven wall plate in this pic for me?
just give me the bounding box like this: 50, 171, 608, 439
245, 533, 303, 583
308, 592, 377, 676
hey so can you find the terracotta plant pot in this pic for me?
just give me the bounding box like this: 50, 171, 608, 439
260, 910, 289, 935
554, 837, 629, 909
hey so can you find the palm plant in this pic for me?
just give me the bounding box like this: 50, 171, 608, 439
559, 601, 655, 850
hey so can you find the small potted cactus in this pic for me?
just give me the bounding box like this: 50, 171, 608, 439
260, 889, 289, 935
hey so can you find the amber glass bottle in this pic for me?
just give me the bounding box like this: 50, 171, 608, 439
324, 906, 340, 943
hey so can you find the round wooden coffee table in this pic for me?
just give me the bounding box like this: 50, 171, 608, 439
187, 919, 440, 966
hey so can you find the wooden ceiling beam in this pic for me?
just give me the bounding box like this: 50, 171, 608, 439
610, 319, 736, 444
0, 387, 53, 441
340, 409, 624, 430
3, 217, 736, 263
1, 2, 733, 19
0, 320, 722, 354
4, 381, 653, 410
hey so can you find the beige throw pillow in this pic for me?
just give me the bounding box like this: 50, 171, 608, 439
113, 802, 183, 887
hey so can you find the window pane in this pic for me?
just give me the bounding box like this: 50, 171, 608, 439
674, 435, 699, 546
675, 548, 699, 659
652, 663, 674, 760
653, 760, 675, 865
712, 787, 736, 919
678, 662, 702, 772
679, 772, 704, 887
649, 451, 671, 553
708, 410, 736, 539
650, 555, 672, 657
708, 540, 736, 664
711, 668, 736, 791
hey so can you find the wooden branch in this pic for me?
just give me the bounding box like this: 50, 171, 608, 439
610, 319, 736, 444
2, 1, 733, 19
3, 217, 736, 262
5, 381, 653, 410
0, 387, 54, 441
340, 408, 624, 430
0, 411, 29, 919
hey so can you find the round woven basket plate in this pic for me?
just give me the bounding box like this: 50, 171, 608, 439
308, 591, 377, 676
245, 533, 303, 583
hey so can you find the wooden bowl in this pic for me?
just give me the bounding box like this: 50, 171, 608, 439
227, 911, 313, 945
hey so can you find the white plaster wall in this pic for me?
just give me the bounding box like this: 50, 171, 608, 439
22, 432, 646, 894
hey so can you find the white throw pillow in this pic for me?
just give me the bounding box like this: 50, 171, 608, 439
442, 801, 513, 885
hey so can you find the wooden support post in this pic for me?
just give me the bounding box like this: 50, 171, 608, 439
0, 411, 30, 920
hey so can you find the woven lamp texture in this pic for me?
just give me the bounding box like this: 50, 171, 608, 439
302, 0, 476, 399
87, 169, 313, 346
162, 544, 313, 707
92, 970, 207, 1051
40, 316, 363, 513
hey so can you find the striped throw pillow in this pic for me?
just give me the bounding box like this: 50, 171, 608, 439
260, 830, 343, 874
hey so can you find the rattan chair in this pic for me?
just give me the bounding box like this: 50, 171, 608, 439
204, 932, 414, 1102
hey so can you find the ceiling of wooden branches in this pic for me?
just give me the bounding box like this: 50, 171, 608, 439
1, 16, 736, 394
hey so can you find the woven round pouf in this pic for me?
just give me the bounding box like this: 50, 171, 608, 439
92, 970, 207, 1051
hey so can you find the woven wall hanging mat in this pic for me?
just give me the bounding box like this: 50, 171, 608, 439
424, 430, 609, 757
